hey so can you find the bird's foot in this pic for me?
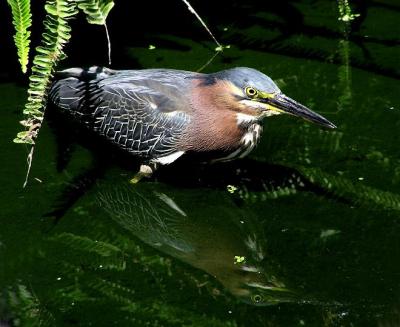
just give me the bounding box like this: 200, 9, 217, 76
130, 164, 154, 184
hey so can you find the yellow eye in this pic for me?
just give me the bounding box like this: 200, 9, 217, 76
245, 87, 258, 98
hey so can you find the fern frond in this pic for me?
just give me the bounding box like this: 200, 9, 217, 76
77, 0, 114, 25
6, 0, 32, 73
77, 0, 114, 64
7, 284, 56, 326
87, 276, 137, 307
50, 232, 127, 271
239, 184, 298, 203
52, 232, 123, 256
14, 0, 78, 145
301, 167, 400, 211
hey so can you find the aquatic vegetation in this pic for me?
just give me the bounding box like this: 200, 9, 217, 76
4, 284, 55, 327
337, 0, 360, 23
300, 167, 400, 212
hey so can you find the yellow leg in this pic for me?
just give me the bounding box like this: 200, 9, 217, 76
129, 164, 154, 184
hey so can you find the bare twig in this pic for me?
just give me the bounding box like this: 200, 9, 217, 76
180, 0, 221, 48
104, 23, 112, 65
196, 50, 220, 72
23, 145, 35, 188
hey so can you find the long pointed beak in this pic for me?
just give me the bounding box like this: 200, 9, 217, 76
263, 93, 336, 129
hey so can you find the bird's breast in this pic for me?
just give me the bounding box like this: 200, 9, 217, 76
212, 123, 263, 162
239, 123, 263, 156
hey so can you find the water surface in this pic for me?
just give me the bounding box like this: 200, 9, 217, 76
1, 1, 399, 326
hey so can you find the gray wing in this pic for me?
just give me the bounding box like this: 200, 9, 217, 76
49, 67, 192, 162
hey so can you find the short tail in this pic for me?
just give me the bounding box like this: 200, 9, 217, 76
48, 66, 114, 113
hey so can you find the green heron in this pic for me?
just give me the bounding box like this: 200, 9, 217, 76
49, 66, 336, 182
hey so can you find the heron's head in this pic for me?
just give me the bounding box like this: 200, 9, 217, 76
206, 67, 336, 128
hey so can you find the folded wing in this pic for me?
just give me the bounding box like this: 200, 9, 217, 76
49, 67, 192, 161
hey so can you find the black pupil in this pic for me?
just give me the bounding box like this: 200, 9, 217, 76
248, 88, 255, 95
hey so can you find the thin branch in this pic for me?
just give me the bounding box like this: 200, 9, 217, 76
104, 23, 111, 65
180, 0, 221, 48
23, 145, 35, 188
196, 50, 220, 72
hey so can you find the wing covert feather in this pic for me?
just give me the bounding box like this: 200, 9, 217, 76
50, 71, 192, 160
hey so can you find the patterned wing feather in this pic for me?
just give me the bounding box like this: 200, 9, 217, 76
49, 68, 191, 161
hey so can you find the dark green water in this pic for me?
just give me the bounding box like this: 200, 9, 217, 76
1, 1, 400, 326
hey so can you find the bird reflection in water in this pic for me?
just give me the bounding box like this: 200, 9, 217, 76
97, 182, 296, 306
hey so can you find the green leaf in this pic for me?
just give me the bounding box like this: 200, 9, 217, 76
77, 0, 114, 25
16, 0, 79, 145
6, 0, 32, 73
13, 131, 34, 144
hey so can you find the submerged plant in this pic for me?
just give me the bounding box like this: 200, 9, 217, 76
337, 0, 360, 23
5, 284, 55, 326
336, 0, 360, 112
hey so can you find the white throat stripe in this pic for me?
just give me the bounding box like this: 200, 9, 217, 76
236, 112, 258, 125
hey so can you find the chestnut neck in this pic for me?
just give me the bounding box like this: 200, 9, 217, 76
182, 79, 260, 153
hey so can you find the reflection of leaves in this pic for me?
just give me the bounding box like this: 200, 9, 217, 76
6, 284, 55, 327
238, 183, 298, 202
81, 272, 235, 327
266, 119, 400, 212
292, 127, 345, 160
4, 277, 234, 326
337, 39, 352, 111
50, 232, 126, 271
300, 167, 400, 211
266, 125, 347, 168
87, 276, 138, 308
34, 212, 230, 324
337, 0, 360, 23
222, 3, 398, 78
